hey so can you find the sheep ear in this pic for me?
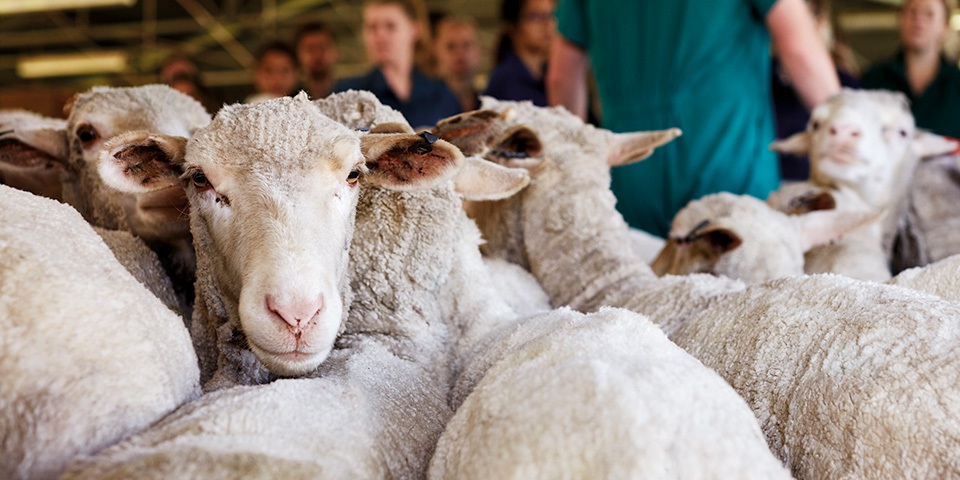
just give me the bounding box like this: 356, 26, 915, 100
696, 228, 743, 257
369, 122, 415, 134
783, 190, 836, 215
0, 127, 69, 198
792, 209, 883, 252
913, 131, 959, 159
770, 132, 811, 155
433, 109, 508, 156
649, 240, 679, 276
607, 128, 682, 167
98, 130, 188, 193
360, 132, 464, 191
454, 156, 530, 201
493, 125, 543, 158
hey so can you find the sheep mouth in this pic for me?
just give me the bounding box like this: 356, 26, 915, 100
821, 152, 868, 166
248, 342, 329, 376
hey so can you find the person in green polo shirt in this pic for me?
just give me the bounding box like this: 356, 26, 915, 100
547, 0, 840, 237
863, 0, 960, 139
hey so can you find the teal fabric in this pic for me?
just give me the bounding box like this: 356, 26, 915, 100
862, 51, 960, 139
557, 0, 781, 237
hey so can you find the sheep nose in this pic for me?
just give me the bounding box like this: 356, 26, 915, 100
827, 123, 861, 140
266, 293, 324, 331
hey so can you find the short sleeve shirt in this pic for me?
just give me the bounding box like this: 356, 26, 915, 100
556, 0, 781, 236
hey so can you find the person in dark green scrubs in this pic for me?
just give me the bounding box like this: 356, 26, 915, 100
863, 0, 960, 139
548, 0, 840, 237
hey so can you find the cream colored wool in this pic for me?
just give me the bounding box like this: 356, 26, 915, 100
432, 307, 792, 480
92, 226, 181, 317
895, 154, 960, 271
888, 253, 960, 302
65, 93, 488, 480
672, 274, 960, 479
450, 98, 746, 337
0, 185, 199, 480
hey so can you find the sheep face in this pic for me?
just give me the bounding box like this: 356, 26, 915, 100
653, 192, 882, 283
64, 85, 211, 241
99, 94, 467, 378
0, 110, 68, 201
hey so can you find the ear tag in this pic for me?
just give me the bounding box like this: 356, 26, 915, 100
420, 131, 439, 144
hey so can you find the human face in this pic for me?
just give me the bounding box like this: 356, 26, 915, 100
434, 22, 482, 79
297, 32, 339, 78
900, 0, 949, 53
254, 51, 298, 97
363, 4, 419, 67
514, 0, 556, 56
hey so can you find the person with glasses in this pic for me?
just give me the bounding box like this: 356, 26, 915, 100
484, 0, 556, 106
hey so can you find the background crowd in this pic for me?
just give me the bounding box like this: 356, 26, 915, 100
159, 0, 960, 237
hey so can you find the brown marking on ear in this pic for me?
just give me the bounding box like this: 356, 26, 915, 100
434, 110, 509, 156
111, 143, 183, 188
493, 126, 543, 158
785, 190, 836, 215
701, 229, 742, 256
365, 138, 451, 184
0, 139, 60, 168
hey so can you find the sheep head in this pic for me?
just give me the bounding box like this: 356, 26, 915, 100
652, 192, 881, 283
97, 94, 469, 377
771, 89, 955, 207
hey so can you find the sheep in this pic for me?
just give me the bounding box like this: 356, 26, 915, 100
893, 151, 960, 271
433, 99, 747, 337
92, 226, 181, 315
0, 185, 199, 480
770, 89, 956, 279
671, 274, 960, 479
64, 92, 507, 480
0, 109, 67, 201
0, 85, 212, 319
887, 253, 960, 302
651, 191, 880, 283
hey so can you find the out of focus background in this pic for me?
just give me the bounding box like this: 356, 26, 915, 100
0, 0, 956, 117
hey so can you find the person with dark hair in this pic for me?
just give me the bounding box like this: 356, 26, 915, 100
433, 15, 484, 112
246, 41, 299, 104
334, 0, 460, 129
548, 0, 840, 237
483, 0, 555, 106
863, 0, 960, 138
158, 53, 215, 113
295, 21, 339, 100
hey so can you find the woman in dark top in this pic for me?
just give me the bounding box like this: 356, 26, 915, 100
334, 0, 460, 129
863, 0, 960, 138
484, 0, 556, 106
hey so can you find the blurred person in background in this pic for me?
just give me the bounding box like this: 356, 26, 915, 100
246, 41, 299, 104
158, 53, 214, 112
547, 0, 840, 237
773, 0, 861, 181
295, 21, 340, 100
334, 0, 460, 129
484, 0, 555, 106
433, 15, 484, 112
863, 0, 960, 138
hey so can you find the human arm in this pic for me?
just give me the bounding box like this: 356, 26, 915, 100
767, 0, 841, 110
546, 36, 590, 120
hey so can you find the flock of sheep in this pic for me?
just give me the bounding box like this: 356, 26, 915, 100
1, 84, 960, 479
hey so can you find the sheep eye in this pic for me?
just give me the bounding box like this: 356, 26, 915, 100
76, 124, 99, 144
810, 120, 820, 131
191, 171, 209, 189
898, 129, 908, 138
346, 168, 360, 185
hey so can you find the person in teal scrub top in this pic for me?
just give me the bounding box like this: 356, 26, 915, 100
863, 0, 960, 138
547, 0, 841, 237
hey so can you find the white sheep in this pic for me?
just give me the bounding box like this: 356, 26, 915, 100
433, 99, 746, 337
93, 226, 181, 315
0, 85, 212, 319
671, 274, 960, 479
0, 185, 199, 480
887, 253, 960, 302
651, 191, 879, 283
0, 109, 67, 201
894, 151, 960, 271
65, 92, 505, 479
770, 89, 955, 279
